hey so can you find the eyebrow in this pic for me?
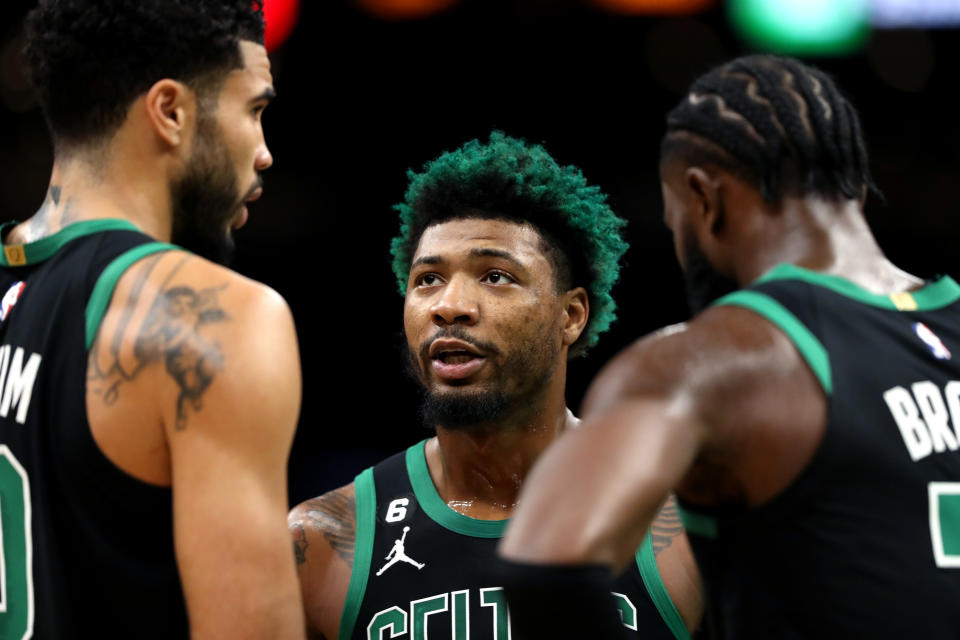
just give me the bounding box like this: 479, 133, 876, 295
251, 87, 277, 103
410, 248, 523, 271
468, 248, 521, 265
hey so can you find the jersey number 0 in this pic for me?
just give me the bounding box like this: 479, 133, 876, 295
0, 446, 33, 639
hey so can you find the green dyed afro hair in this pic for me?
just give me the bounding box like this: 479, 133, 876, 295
390, 131, 629, 358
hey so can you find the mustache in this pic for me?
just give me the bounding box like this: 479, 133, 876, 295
418, 326, 501, 363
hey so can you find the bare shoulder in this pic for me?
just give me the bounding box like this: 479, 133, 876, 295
88, 249, 298, 432
585, 305, 827, 506
289, 482, 357, 640
289, 482, 358, 568
86, 249, 300, 483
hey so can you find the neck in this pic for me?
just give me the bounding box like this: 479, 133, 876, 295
424, 365, 576, 520
738, 195, 923, 293
6, 140, 173, 246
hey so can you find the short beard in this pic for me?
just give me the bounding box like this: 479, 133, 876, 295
419, 387, 510, 430
170, 111, 242, 266
402, 325, 557, 432
681, 226, 740, 315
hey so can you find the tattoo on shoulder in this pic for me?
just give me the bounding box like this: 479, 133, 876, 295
87, 255, 230, 430
295, 486, 357, 567
651, 495, 684, 556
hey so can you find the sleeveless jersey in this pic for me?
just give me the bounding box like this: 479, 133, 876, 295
340, 439, 689, 640
680, 263, 960, 639
0, 219, 185, 638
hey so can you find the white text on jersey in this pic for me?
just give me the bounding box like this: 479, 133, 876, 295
0, 344, 42, 424
884, 381, 960, 461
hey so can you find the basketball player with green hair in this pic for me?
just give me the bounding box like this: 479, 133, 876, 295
288, 132, 702, 639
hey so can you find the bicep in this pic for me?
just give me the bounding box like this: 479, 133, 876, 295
289, 488, 356, 640
165, 280, 304, 636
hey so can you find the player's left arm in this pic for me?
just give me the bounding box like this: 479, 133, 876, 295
650, 495, 703, 634
153, 259, 306, 639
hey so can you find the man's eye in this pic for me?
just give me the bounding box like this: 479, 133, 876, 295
416, 273, 441, 286
483, 271, 515, 285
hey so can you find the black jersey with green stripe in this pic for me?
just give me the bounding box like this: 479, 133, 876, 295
340, 439, 689, 640
0, 220, 185, 638
680, 263, 960, 639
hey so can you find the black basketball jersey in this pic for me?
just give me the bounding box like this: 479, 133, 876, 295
0, 219, 186, 639
679, 263, 960, 639
340, 439, 689, 640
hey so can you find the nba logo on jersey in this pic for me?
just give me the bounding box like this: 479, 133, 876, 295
913, 322, 951, 360
0, 281, 25, 322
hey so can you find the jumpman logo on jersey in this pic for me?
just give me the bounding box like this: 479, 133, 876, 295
376, 526, 425, 576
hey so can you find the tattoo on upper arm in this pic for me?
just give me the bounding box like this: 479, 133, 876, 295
294, 486, 357, 567
291, 522, 309, 565
651, 495, 684, 556
87, 254, 230, 430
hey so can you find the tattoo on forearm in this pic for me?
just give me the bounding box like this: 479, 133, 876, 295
87, 255, 230, 430
651, 495, 684, 556
299, 487, 357, 567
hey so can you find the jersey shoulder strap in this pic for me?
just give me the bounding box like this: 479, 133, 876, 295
634, 532, 691, 640
713, 268, 832, 395
339, 465, 378, 640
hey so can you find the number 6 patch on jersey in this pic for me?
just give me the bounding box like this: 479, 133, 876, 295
380, 493, 417, 524
929, 482, 960, 567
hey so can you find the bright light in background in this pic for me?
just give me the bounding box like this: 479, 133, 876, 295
871, 0, 960, 27
728, 0, 871, 55
589, 0, 715, 15
263, 0, 300, 52
354, 0, 460, 20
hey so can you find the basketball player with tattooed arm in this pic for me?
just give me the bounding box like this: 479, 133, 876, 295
0, 2, 304, 637
288, 132, 702, 639
498, 54, 960, 639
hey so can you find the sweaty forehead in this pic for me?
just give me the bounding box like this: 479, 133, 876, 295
413, 218, 548, 264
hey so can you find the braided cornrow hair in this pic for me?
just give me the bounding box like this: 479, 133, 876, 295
661, 55, 880, 203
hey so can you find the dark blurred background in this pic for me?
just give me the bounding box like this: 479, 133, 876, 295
1, 0, 958, 505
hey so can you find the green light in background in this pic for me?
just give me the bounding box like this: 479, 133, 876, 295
728, 0, 871, 56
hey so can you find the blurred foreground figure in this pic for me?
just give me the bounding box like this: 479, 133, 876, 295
289, 132, 702, 639
500, 54, 960, 639
0, 1, 304, 637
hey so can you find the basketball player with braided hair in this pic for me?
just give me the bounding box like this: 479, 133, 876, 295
500, 54, 960, 638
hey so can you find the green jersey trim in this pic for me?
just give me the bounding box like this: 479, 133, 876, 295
677, 505, 718, 539
339, 467, 377, 640
756, 263, 960, 311
714, 289, 833, 395
0, 219, 141, 267
405, 440, 508, 538
85, 242, 181, 349
636, 532, 691, 640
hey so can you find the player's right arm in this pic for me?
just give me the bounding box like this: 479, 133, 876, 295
288, 482, 358, 640
87, 250, 305, 639
498, 305, 827, 636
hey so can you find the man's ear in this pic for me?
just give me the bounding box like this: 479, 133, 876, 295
144, 79, 194, 150
685, 166, 725, 237
560, 287, 589, 348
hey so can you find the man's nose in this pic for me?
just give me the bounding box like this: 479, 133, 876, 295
429, 275, 479, 327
